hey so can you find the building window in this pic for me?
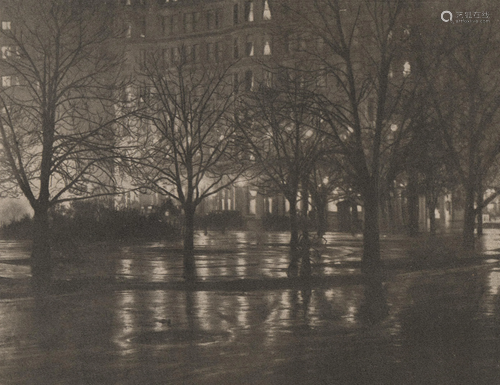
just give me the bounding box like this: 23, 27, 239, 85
171, 15, 178, 34
317, 37, 324, 52
124, 85, 134, 103
1, 21, 11, 30
299, 35, 307, 51
245, 1, 254, 22
233, 73, 239, 93
2, 76, 10, 87
162, 48, 169, 67
138, 83, 149, 104
215, 9, 222, 28
263, 0, 271, 20
192, 44, 199, 62
245, 36, 254, 57
180, 46, 187, 63
245, 70, 253, 91
161, 16, 172, 35
184, 13, 193, 33
215, 42, 223, 62
263, 38, 271, 55
207, 43, 214, 62
233, 4, 239, 25
264, 70, 272, 87
139, 49, 147, 69
316, 68, 327, 87
172, 46, 180, 64
403, 61, 411, 77
193, 12, 200, 32
207, 10, 214, 30
233, 38, 239, 59
139, 17, 146, 37
1, 46, 11, 59
367, 98, 375, 121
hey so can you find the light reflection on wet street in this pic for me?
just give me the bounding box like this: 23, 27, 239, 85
0, 231, 500, 383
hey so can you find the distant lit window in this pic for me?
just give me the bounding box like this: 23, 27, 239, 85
139, 17, 146, 37
263, 0, 271, 20
2, 76, 10, 87
263, 39, 271, 55
316, 68, 327, 87
264, 70, 272, 87
403, 61, 411, 77
1, 21, 11, 30
124, 86, 134, 102
171, 46, 180, 64
245, 1, 254, 22
246, 36, 254, 56
1, 46, 11, 59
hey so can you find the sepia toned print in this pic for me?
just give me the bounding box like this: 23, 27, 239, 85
0, 0, 500, 383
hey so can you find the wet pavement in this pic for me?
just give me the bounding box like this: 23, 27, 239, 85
1, 231, 500, 384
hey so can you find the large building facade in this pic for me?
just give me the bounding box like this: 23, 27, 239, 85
114, 0, 299, 224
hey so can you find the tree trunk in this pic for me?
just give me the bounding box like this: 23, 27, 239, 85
316, 192, 328, 238
31, 205, 52, 288
300, 181, 311, 277
362, 186, 381, 275
428, 197, 437, 237
463, 182, 476, 251
351, 202, 359, 234
183, 203, 196, 280
289, 196, 299, 251
476, 181, 484, 237
407, 167, 419, 237
287, 195, 300, 277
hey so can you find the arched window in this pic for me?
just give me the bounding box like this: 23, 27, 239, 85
263, 0, 271, 20
245, 1, 254, 22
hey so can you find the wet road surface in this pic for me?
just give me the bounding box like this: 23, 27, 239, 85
0, 231, 500, 384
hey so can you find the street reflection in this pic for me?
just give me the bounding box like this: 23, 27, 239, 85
357, 276, 389, 325
2, 234, 500, 383
399, 270, 489, 384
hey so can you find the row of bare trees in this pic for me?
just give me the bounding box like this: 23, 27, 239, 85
2, 0, 500, 285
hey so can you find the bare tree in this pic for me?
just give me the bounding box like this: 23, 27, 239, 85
428, 12, 500, 250
236, 69, 326, 276
0, 0, 128, 286
278, 0, 416, 273
124, 50, 246, 279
